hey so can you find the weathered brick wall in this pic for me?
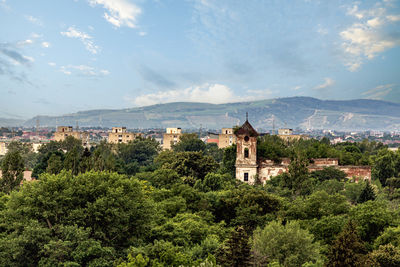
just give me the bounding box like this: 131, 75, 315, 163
338, 166, 371, 182
257, 158, 371, 183
312, 158, 339, 166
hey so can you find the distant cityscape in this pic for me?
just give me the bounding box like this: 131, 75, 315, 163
1, 124, 399, 157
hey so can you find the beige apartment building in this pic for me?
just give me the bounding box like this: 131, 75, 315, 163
54, 126, 89, 146
163, 128, 182, 150
108, 127, 142, 144
218, 128, 237, 149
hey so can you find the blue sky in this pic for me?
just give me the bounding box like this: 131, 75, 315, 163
1, 0, 400, 119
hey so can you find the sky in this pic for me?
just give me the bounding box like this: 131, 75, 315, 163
0, 0, 400, 119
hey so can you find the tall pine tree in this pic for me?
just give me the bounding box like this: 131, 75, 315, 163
327, 220, 366, 267
217, 226, 251, 267
357, 181, 376, 204
1, 150, 24, 193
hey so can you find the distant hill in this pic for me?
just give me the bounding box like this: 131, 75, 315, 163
16, 97, 400, 131
0, 118, 25, 127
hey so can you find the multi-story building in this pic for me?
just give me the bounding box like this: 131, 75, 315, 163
54, 126, 89, 146
218, 128, 237, 149
108, 127, 142, 144
163, 128, 182, 150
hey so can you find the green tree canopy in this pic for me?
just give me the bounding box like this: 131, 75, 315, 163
327, 220, 366, 267
251, 221, 324, 267
0, 150, 24, 193
0, 171, 156, 265
172, 133, 206, 152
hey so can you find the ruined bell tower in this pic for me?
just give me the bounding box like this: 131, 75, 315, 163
235, 114, 259, 184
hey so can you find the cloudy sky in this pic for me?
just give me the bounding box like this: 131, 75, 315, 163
1, 0, 400, 118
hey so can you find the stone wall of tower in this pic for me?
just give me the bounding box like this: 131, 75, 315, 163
235, 133, 258, 184
236, 134, 257, 166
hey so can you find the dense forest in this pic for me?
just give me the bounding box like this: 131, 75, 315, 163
1, 133, 400, 266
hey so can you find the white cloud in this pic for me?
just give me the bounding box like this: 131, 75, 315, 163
25, 15, 43, 26
60, 66, 72, 75
387, 14, 400, 21
362, 84, 394, 99
41, 42, 50, 48
59, 64, 109, 76
88, 0, 141, 28
367, 17, 384, 28
31, 33, 42, 39
17, 39, 33, 47
60, 26, 100, 54
292, 85, 302, 90
128, 84, 276, 107
313, 78, 335, 90
130, 83, 236, 106
139, 31, 147, 36
48, 62, 56, 67
341, 3, 400, 71
99, 69, 110, 75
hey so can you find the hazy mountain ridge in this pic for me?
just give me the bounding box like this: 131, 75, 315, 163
18, 97, 400, 131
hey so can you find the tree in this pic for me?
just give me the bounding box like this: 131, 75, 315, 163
172, 133, 206, 152
6, 141, 38, 169
0, 171, 156, 265
278, 153, 312, 196
46, 154, 63, 175
326, 220, 366, 267
63, 146, 81, 175
366, 244, 400, 267
218, 226, 251, 267
61, 136, 83, 153
372, 150, 397, 186
118, 137, 160, 168
350, 200, 393, 242
309, 167, 346, 182
221, 145, 236, 178
156, 151, 218, 181
0, 150, 24, 193
357, 181, 376, 203
285, 191, 350, 221
374, 226, 400, 248
251, 221, 323, 267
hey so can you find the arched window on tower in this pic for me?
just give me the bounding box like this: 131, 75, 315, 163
244, 148, 249, 158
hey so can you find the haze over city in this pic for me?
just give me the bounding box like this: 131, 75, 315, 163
1, 0, 400, 119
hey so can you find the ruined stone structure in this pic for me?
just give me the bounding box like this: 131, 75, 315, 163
218, 128, 236, 149
108, 127, 142, 144
54, 126, 89, 146
162, 128, 182, 150
235, 120, 371, 184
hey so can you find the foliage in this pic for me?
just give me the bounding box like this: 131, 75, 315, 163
118, 137, 160, 168
217, 226, 251, 267
285, 191, 350, 220
0, 171, 155, 265
156, 151, 218, 181
309, 167, 346, 182
366, 244, 400, 267
251, 221, 324, 267
2, 133, 400, 266
357, 181, 376, 203
172, 133, 206, 152
350, 200, 394, 242
0, 150, 24, 193
326, 220, 366, 267
221, 145, 236, 177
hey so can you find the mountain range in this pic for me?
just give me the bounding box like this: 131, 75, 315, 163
4, 97, 400, 131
